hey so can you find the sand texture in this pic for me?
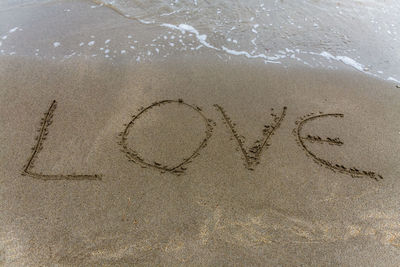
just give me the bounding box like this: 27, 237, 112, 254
0, 55, 400, 265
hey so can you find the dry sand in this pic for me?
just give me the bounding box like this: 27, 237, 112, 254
1, 54, 400, 265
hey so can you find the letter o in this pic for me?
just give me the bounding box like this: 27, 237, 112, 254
119, 99, 213, 174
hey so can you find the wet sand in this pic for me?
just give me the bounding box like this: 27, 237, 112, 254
1, 55, 400, 265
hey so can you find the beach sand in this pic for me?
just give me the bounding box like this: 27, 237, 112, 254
1, 55, 400, 265
1, 0, 400, 265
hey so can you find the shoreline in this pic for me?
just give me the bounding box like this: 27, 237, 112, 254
1, 0, 399, 83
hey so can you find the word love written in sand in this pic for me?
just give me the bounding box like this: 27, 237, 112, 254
22, 99, 383, 181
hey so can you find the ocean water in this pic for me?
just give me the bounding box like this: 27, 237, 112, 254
0, 0, 399, 83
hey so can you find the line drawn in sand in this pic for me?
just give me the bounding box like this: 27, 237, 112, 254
22, 100, 101, 180
293, 112, 383, 180
119, 99, 214, 175
214, 104, 287, 170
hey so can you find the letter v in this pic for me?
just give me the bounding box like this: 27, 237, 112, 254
214, 104, 287, 170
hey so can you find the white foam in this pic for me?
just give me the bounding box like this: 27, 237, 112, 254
53, 42, 61, 47
105, 39, 111, 44
161, 23, 218, 50
9, 27, 19, 33
336, 56, 364, 72
251, 38, 257, 48
221, 46, 284, 62
388, 77, 400, 83
139, 19, 154, 24
252, 24, 259, 34
160, 9, 182, 16
88, 41, 95, 46
159, 22, 288, 63
317, 51, 365, 72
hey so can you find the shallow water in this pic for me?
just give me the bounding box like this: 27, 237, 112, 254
0, 0, 399, 83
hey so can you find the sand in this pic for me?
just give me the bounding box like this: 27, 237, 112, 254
1, 0, 400, 265
1, 54, 400, 265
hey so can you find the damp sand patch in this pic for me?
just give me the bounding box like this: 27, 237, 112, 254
1, 56, 400, 265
